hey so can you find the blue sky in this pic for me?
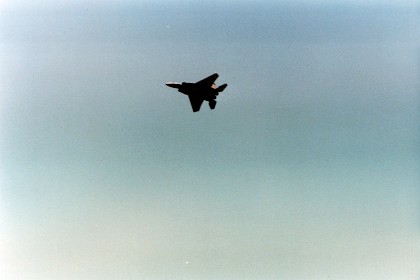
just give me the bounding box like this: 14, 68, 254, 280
1, 1, 419, 279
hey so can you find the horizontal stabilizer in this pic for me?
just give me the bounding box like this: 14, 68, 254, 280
216, 84, 227, 92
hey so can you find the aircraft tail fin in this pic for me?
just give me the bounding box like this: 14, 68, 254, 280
216, 84, 227, 92
209, 100, 217, 110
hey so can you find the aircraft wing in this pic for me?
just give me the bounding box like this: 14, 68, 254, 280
195, 73, 219, 88
188, 95, 204, 112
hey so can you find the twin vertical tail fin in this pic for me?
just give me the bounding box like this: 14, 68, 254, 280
209, 100, 217, 110
216, 84, 227, 92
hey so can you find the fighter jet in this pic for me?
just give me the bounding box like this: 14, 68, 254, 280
166, 73, 227, 112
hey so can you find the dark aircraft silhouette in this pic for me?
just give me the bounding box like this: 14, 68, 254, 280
166, 73, 227, 112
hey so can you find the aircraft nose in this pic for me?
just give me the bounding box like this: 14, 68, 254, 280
166, 82, 181, 89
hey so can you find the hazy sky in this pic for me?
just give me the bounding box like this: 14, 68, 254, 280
1, 1, 419, 279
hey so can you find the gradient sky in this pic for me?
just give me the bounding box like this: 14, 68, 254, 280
1, 1, 419, 279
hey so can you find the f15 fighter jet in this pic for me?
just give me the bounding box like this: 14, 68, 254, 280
166, 73, 227, 112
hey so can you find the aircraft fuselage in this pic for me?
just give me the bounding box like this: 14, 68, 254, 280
177, 83, 217, 101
